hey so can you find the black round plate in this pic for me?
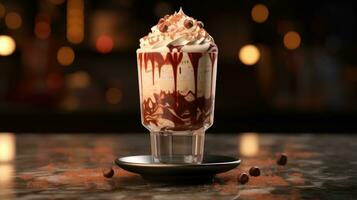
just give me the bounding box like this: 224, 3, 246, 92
115, 155, 240, 183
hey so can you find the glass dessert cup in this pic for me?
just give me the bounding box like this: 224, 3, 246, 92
137, 50, 217, 164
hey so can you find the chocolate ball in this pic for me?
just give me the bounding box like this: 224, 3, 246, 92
184, 19, 194, 29
277, 153, 288, 166
159, 24, 168, 32
102, 167, 114, 178
237, 172, 249, 184
249, 166, 261, 177
197, 21, 204, 28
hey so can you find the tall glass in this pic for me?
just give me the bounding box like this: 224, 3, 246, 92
137, 49, 217, 164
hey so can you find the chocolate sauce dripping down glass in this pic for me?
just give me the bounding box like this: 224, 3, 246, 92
138, 51, 217, 130
188, 53, 203, 99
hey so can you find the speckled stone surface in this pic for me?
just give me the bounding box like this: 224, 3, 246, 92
0, 133, 356, 199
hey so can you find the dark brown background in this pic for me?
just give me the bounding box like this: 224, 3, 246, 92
0, 0, 356, 132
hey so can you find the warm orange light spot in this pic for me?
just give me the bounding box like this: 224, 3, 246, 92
5, 12, 22, 30
67, 27, 84, 44
239, 133, 259, 157
67, 0, 84, 44
0, 133, 15, 162
57, 46, 75, 66
96, 35, 114, 54
34, 21, 51, 39
239, 44, 261, 65
283, 31, 301, 50
251, 4, 269, 23
66, 71, 91, 89
0, 35, 16, 56
0, 132, 15, 199
106, 88, 122, 105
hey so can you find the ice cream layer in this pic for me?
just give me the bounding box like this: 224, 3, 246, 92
138, 8, 217, 52
139, 53, 215, 101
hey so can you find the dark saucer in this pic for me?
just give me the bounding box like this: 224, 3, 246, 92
115, 155, 240, 183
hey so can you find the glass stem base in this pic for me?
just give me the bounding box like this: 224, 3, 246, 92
150, 129, 205, 164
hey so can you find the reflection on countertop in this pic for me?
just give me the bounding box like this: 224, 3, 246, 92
0, 133, 356, 199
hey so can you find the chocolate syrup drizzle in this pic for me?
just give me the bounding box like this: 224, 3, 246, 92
138, 47, 217, 131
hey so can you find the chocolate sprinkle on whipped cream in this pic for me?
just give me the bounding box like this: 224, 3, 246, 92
138, 8, 216, 52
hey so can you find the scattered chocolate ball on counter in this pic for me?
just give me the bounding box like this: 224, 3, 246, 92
277, 153, 288, 166
102, 167, 114, 178
237, 172, 249, 184
159, 24, 168, 32
184, 19, 193, 29
197, 21, 204, 28
249, 166, 261, 177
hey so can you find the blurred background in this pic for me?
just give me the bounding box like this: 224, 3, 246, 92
0, 0, 356, 133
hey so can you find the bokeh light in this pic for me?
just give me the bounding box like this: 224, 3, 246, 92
57, 46, 75, 66
67, 0, 84, 44
106, 87, 122, 105
66, 71, 91, 89
239, 133, 259, 157
34, 21, 51, 39
0, 133, 15, 162
96, 35, 114, 54
0, 35, 16, 56
239, 44, 261, 65
0, 133, 15, 198
0, 3, 5, 18
5, 12, 22, 30
251, 4, 269, 23
283, 31, 301, 50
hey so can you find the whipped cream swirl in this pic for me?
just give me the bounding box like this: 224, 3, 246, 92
138, 8, 216, 52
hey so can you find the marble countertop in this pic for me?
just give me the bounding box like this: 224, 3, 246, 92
0, 133, 356, 199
